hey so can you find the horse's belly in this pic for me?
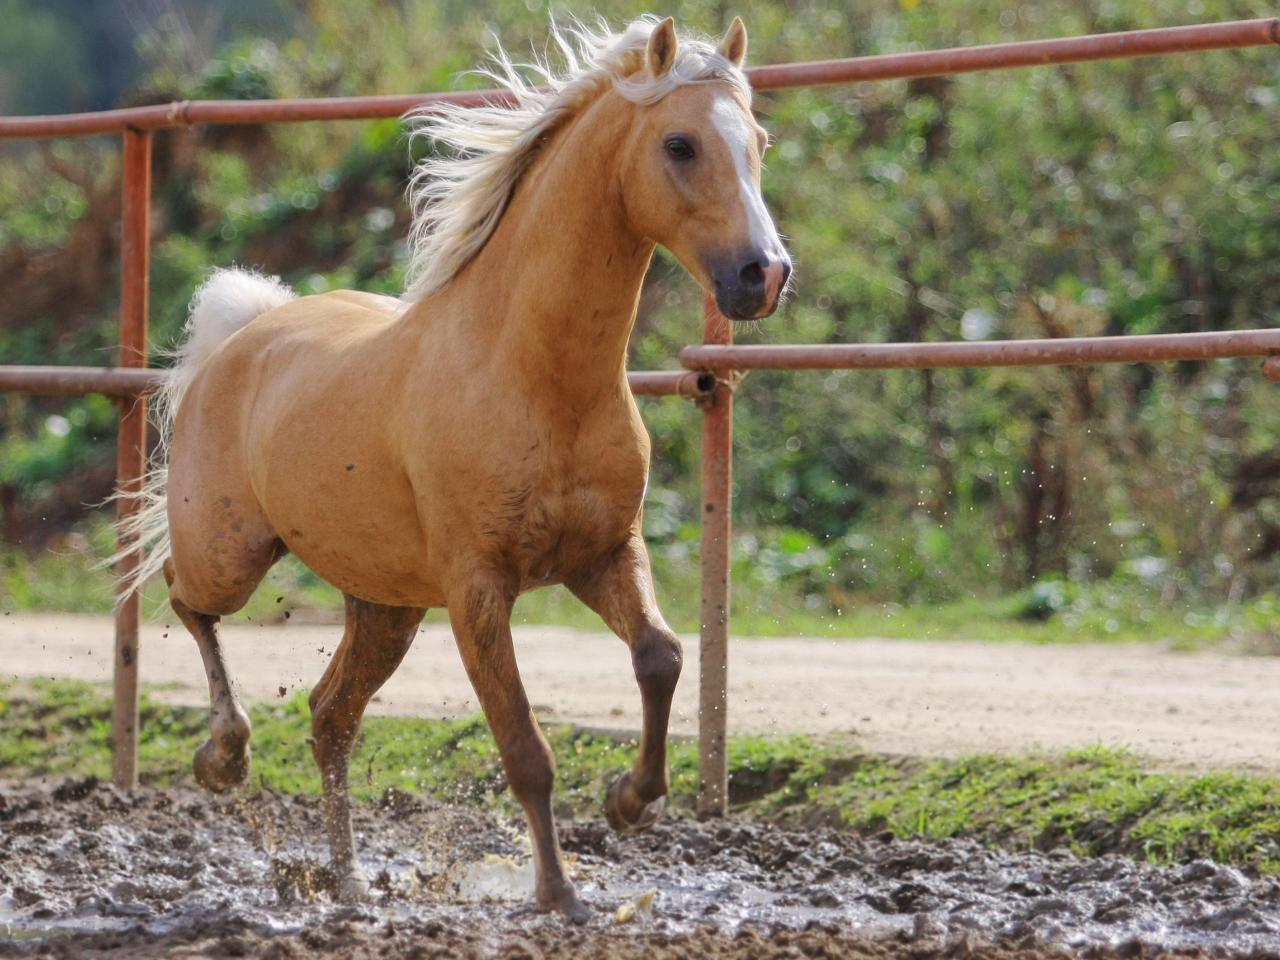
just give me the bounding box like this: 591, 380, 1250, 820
284, 522, 440, 607
259, 466, 442, 607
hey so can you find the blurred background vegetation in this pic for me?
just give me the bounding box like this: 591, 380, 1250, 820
3, 0, 1280, 645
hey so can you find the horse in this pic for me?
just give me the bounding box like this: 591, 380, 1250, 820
116, 15, 790, 922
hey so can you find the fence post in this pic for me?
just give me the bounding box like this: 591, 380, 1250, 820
696, 293, 733, 817
112, 127, 152, 789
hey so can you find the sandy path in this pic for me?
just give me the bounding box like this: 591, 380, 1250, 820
3, 612, 1279, 774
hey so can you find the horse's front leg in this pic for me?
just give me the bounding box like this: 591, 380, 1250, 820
569, 530, 683, 832
449, 574, 588, 923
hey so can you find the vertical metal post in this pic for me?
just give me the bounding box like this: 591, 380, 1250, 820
696, 293, 733, 817
112, 127, 152, 789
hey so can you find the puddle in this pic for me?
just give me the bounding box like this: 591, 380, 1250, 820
439, 853, 535, 902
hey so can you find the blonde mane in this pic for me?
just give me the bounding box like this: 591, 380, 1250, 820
401, 16, 749, 303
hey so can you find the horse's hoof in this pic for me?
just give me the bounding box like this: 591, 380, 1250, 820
193, 738, 250, 793
536, 884, 591, 925
604, 773, 666, 833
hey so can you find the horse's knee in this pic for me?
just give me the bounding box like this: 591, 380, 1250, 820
632, 627, 682, 698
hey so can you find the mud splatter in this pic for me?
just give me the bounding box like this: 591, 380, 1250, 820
1, 778, 1279, 958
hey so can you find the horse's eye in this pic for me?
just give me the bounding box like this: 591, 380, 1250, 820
664, 136, 695, 162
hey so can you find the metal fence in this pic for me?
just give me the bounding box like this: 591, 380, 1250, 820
1, 17, 1277, 814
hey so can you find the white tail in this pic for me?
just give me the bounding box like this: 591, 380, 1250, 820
111, 268, 296, 602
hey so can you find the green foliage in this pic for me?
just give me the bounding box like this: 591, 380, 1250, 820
0, 395, 116, 488
193, 41, 279, 102
1010, 578, 1078, 622
4, 679, 1280, 871
0, 0, 92, 115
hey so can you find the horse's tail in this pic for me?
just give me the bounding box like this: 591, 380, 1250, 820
110, 268, 296, 603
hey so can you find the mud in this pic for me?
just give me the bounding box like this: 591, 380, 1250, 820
2, 778, 1279, 959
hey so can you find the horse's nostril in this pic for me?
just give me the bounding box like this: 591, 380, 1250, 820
739, 261, 765, 287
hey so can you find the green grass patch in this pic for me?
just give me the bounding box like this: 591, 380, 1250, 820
760, 745, 1280, 872
3, 679, 1280, 873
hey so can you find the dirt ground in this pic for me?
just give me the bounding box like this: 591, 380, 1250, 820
5, 613, 1280, 775
3, 778, 1280, 959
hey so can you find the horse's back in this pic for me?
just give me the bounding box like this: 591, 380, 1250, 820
224, 288, 404, 356
172, 289, 407, 451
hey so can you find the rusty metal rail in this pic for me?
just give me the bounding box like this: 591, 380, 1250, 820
747, 16, 1279, 90
0, 91, 503, 139
110, 128, 151, 787
1, 18, 1275, 139
1, 17, 1277, 809
696, 298, 734, 817
0, 366, 163, 397
680, 330, 1280, 373
0, 365, 711, 400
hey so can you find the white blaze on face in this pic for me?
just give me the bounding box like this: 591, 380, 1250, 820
709, 94, 780, 254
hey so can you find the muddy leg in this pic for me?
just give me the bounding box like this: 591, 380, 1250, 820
167, 570, 253, 793
450, 576, 588, 923
310, 595, 424, 900
569, 531, 683, 832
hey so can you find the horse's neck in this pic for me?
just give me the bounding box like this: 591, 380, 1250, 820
411, 94, 653, 407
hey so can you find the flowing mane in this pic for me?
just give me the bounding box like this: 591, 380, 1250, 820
400, 15, 749, 303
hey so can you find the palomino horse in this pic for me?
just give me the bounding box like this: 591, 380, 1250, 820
118, 15, 790, 921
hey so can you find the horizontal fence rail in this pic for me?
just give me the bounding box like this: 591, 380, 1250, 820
0, 366, 163, 397
679, 330, 1280, 373
746, 17, 1280, 90
0, 91, 502, 139
1, 15, 1276, 808
1, 18, 1275, 139
0, 365, 713, 400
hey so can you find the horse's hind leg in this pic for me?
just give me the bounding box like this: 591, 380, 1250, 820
568, 530, 682, 832
310, 595, 424, 900
166, 564, 254, 792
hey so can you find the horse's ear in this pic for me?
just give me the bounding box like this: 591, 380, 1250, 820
647, 17, 679, 77
718, 16, 748, 68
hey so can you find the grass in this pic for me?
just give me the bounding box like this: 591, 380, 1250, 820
3, 678, 1280, 873
757, 746, 1280, 870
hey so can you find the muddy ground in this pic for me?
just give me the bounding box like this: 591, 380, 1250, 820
2, 779, 1279, 959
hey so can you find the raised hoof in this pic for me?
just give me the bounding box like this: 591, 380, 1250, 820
604, 773, 667, 834
536, 884, 591, 925
193, 737, 251, 793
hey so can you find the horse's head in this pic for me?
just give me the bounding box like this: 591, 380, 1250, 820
618, 18, 791, 321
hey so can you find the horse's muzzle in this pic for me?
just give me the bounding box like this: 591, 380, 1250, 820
712, 248, 792, 320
